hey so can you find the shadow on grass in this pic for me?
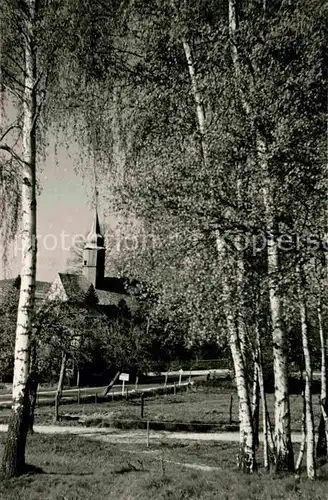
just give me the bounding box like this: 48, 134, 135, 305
19, 464, 95, 478
114, 466, 147, 475
22, 463, 44, 475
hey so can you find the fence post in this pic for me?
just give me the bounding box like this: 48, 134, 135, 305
164, 371, 168, 388
95, 392, 98, 404
135, 375, 139, 392
141, 393, 145, 418
174, 382, 176, 396
229, 394, 233, 424
146, 420, 150, 448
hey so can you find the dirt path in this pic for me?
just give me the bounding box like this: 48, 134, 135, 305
0, 424, 304, 473
0, 424, 303, 444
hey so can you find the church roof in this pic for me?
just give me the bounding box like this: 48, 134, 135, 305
48, 273, 136, 313
0, 279, 51, 303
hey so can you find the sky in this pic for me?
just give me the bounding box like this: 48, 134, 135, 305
0, 143, 98, 283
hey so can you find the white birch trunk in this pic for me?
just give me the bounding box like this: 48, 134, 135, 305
258, 138, 294, 471
2, 0, 37, 477
235, 218, 247, 367
317, 294, 328, 457
298, 275, 316, 479
54, 352, 67, 423
295, 391, 306, 472
181, 26, 255, 472
257, 353, 269, 469
181, 38, 207, 162
267, 233, 293, 470
252, 353, 260, 449
217, 233, 255, 472
255, 323, 276, 468
229, 0, 293, 470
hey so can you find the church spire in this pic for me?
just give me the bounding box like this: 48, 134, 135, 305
85, 210, 104, 249
82, 209, 106, 289
85, 174, 104, 249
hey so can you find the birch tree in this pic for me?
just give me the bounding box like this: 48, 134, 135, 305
227, 0, 295, 470
49, 0, 326, 475
296, 264, 316, 478
1, 0, 39, 476
179, 18, 255, 472
317, 287, 328, 457
0, 0, 122, 475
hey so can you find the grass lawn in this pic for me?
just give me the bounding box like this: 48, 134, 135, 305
12, 385, 320, 433
0, 433, 328, 499
0, 385, 323, 438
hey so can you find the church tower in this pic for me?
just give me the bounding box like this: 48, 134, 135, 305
82, 211, 105, 289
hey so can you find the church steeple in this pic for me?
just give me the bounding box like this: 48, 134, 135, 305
82, 210, 105, 288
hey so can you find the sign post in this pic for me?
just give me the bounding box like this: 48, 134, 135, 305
119, 373, 129, 396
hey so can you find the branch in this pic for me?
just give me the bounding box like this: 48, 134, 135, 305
6, 53, 27, 78
1, 81, 24, 102
0, 124, 22, 143
31, 71, 50, 130
0, 144, 28, 166
1, 67, 26, 90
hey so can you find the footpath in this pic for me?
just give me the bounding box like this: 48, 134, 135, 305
0, 424, 303, 444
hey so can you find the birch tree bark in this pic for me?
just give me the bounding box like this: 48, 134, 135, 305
251, 352, 260, 449
257, 139, 294, 471
181, 27, 255, 472
298, 273, 316, 479
255, 321, 275, 468
317, 291, 328, 457
54, 352, 67, 423
216, 233, 255, 472
257, 346, 270, 469
227, 0, 294, 471
295, 391, 306, 473
2, 0, 37, 477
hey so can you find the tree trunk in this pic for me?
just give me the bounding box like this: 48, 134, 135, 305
27, 338, 39, 434
228, 0, 293, 471
267, 227, 294, 471
259, 139, 293, 472
181, 37, 207, 163
258, 354, 269, 469
295, 391, 306, 472
252, 359, 260, 449
76, 367, 80, 389
216, 233, 255, 473
229, 311, 255, 472
103, 370, 120, 397
2, 0, 37, 477
54, 352, 67, 423
255, 326, 275, 469
317, 294, 328, 458
236, 235, 247, 369
182, 30, 254, 472
28, 371, 38, 434
298, 276, 316, 479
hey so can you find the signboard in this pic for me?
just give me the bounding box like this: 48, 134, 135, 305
119, 373, 129, 382
66, 359, 74, 379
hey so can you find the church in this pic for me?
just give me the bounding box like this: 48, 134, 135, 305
0, 211, 134, 317
47, 211, 134, 315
